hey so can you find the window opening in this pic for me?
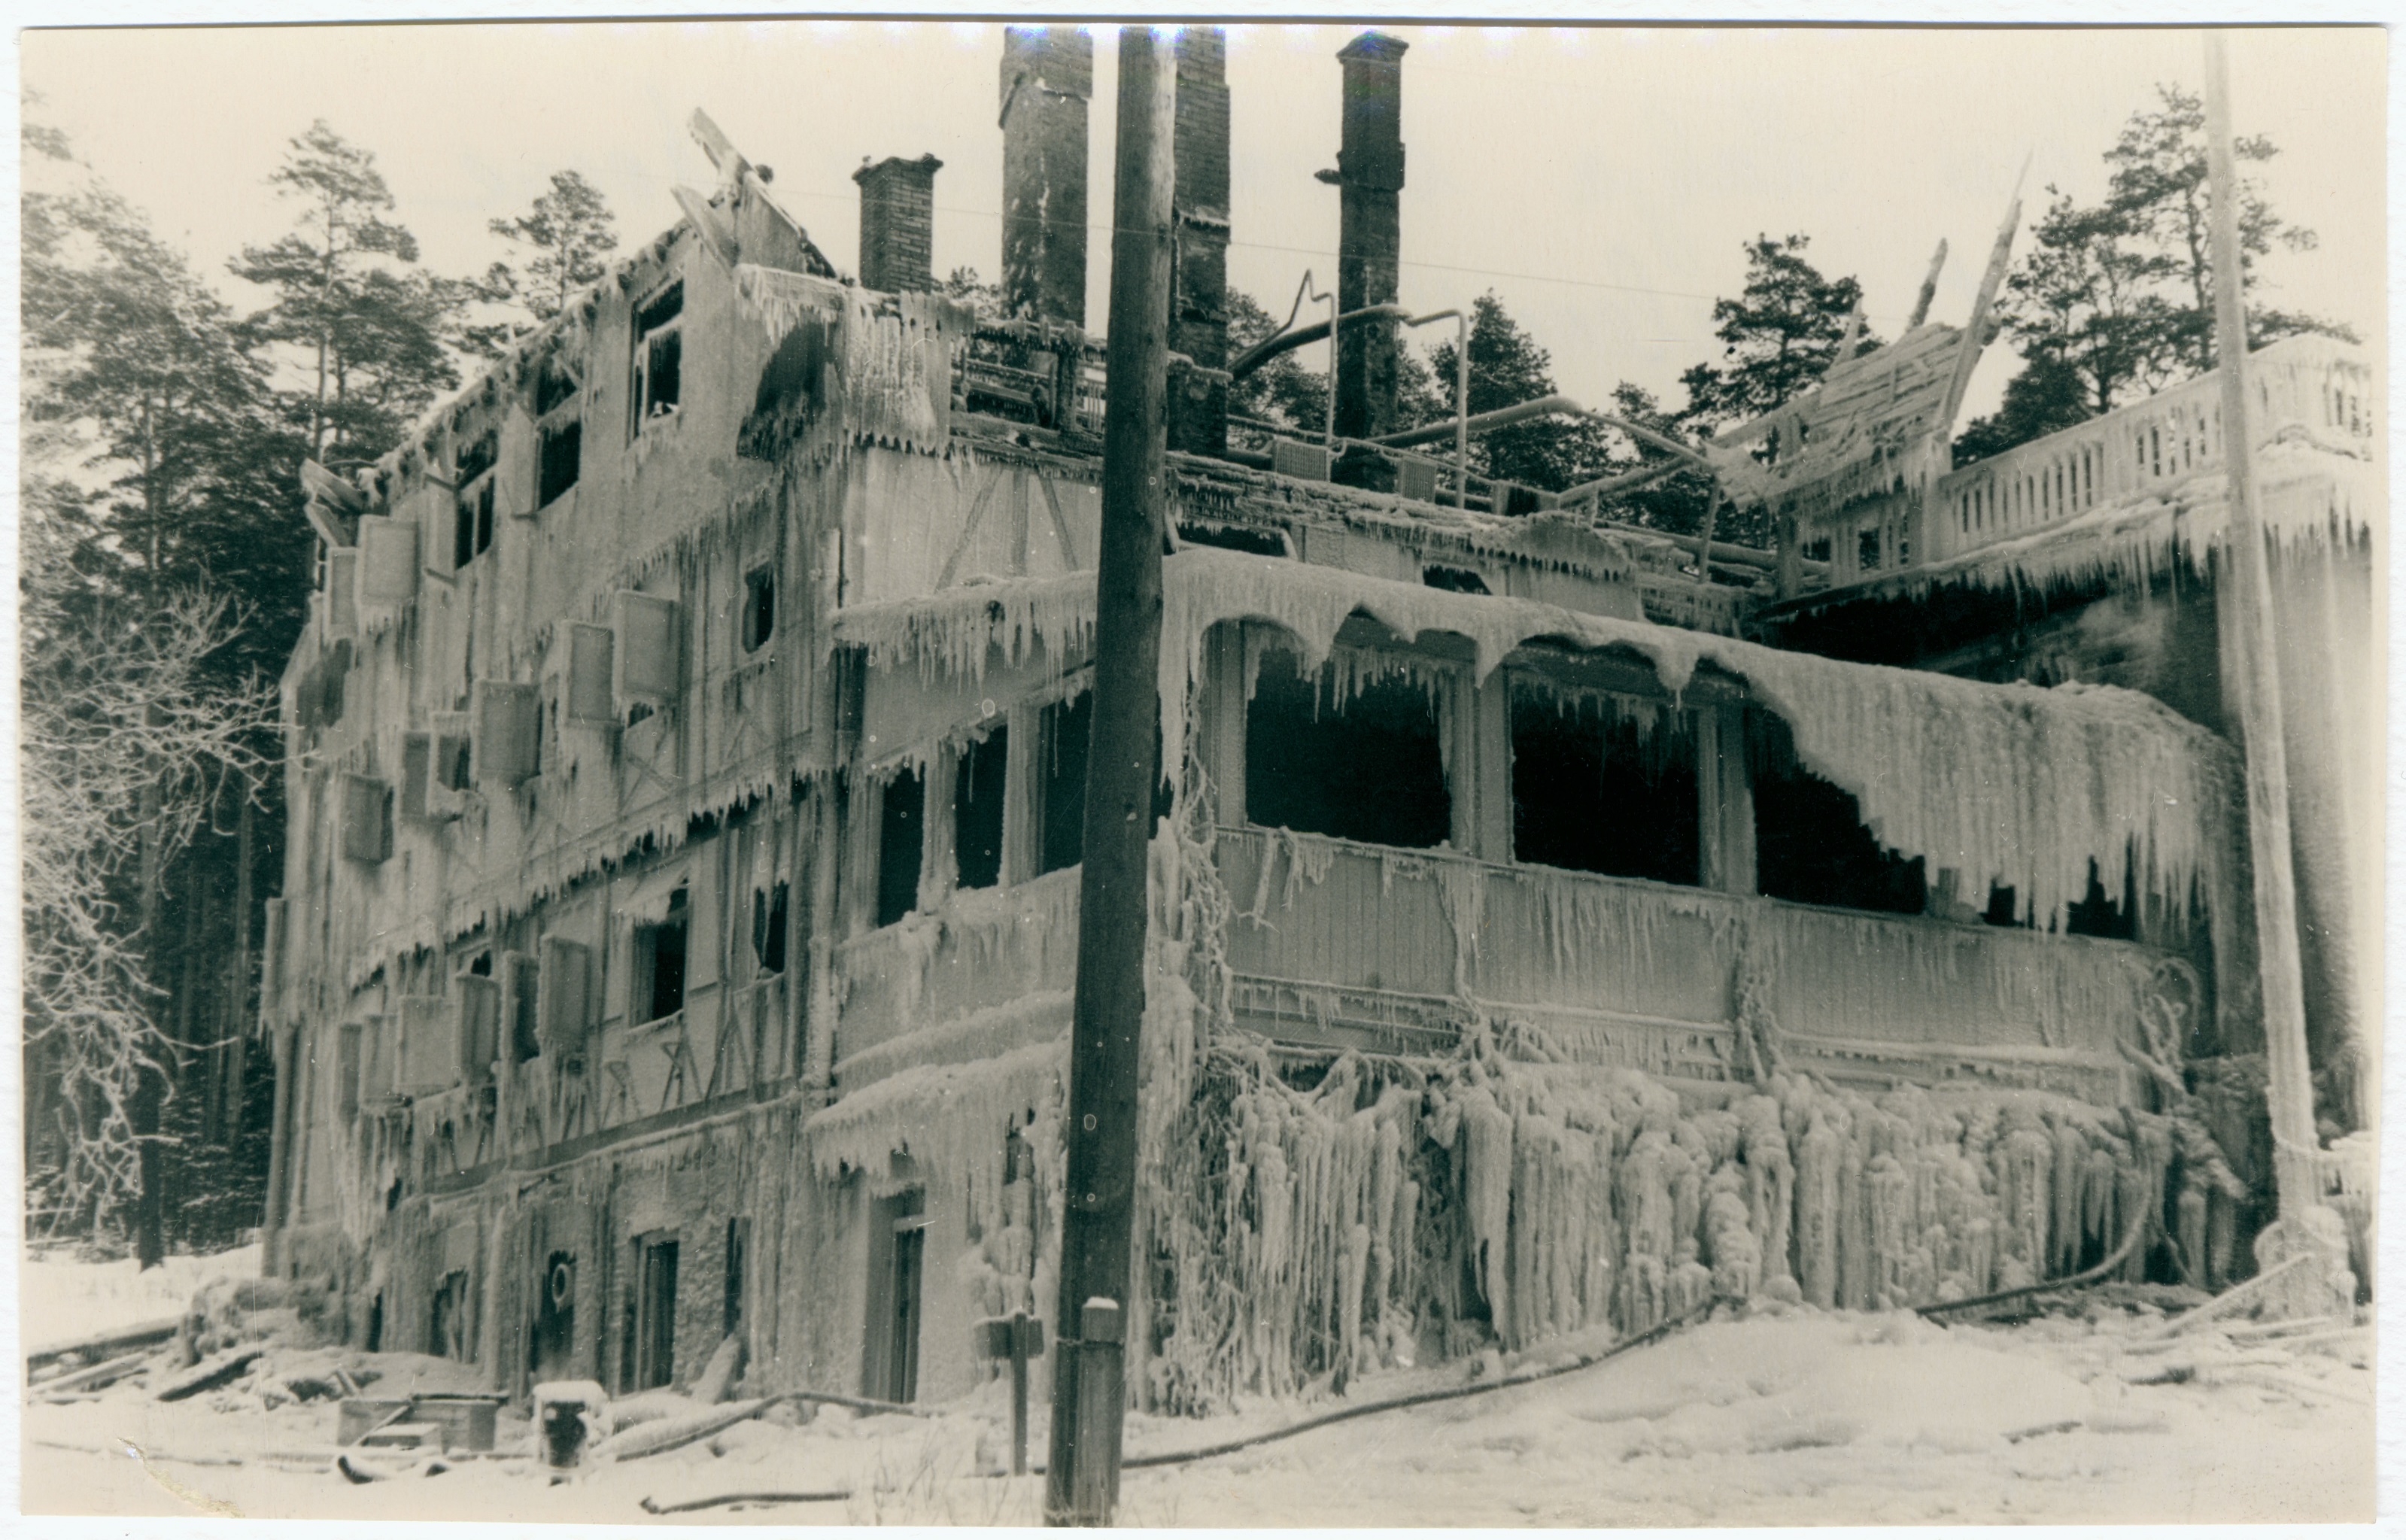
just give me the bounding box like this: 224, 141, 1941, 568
454, 431, 498, 568
1509, 684, 1700, 885
1177, 521, 1287, 557
430, 1268, 473, 1362
1750, 712, 1926, 916
1246, 645, 1450, 849
624, 1234, 679, 1393
723, 1217, 751, 1339
742, 565, 776, 652
539, 419, 582, 507
1423, 564, 1490, 594
867, 1189, 926, 1404
954, 728, 1008, 891
752, 882, 789, 974
874, 768, 926, 928
1037, 691, 1092, 876
633, 280, 685, 432
1857, 526, 1883, 573
639, 888, 689, 1024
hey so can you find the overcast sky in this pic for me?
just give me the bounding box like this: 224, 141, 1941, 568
20, 20, 2386, 422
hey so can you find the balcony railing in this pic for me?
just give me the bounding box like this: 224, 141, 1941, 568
1926, 334, 2374, 566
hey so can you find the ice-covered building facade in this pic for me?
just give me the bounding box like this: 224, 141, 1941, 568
257, 28, 2366, 1414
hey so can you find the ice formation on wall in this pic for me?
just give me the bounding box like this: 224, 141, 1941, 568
1137, 1028, 2237, 1412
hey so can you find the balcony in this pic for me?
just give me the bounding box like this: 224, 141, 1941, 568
1214, 826, 2174, 1103
1925, 334, 2374, 567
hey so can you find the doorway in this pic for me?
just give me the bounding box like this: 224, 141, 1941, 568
865, 1189, 927, 1404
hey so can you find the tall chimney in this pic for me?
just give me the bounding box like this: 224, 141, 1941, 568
1324, 32, 1408, 447
853, 153, 942, 293
1168, 26, 1232, 456
999, 26, 1093, 327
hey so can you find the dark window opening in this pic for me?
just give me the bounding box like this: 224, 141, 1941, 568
2063, 858, 2137, 940
1037, 691, 1092, 876
624, 1234, 679, 1393
539, 419, 582, 507
954, 729, 1008, 891
867, 1189, 926, 1404
531, 1251, 576, 1380
1857, 527, 1883, 572
1803, 535, 1833, 563
634, 281, 685, 430
752, 882, 789, 974
430, 1268, 472, 1362
875, 769, 926, 928
535, 358, 579, 417
455, 432, 498, 487
742, 566, 776, 652
455, 478, 495, 567
1751, 715, 1926, 916
1509, 688, 1700, 885
640, 891, 688, 1023
1985, 883, 2023, 928
509, 957, 540, 1064
1177, 521, 1287, 557
722, 1217, 750, 1338
469, 951, 493, 977
365, 1291, 384, 1353
1423, 564, 1490, 594
1246, 647, 1450, 849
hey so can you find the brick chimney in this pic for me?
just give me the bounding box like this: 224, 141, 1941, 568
1168, 26, 1232, 456
1324, 32, 1408, 446
999, 26, 1092, 327
853, 153, 941, 293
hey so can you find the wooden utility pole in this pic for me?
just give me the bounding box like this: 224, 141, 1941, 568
2202, 32, 2347, 1308
1045, 25, 1175, 1527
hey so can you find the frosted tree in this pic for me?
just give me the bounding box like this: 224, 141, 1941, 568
20, 516, 277, 1250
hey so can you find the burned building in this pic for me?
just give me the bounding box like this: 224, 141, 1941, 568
257, 28, 2362, 1416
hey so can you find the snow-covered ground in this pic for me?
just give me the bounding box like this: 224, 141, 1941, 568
20, 1244, 260, 1352
18, 1276, 2373, 1525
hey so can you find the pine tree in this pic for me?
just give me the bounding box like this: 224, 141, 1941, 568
1422, 291, 1611, 494
1677, 234, 1876, 431
469, 169, 620, 353
1961, 85, 2352, 461
231, 120, 463, 463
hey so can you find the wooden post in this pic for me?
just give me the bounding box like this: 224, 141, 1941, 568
1045, 26, 1174, 1528
2201, 32, 2350, 1311
979, 1310, 1047, 1475
1906, 238, 1948, 330
1071, 1299, 1125, 1521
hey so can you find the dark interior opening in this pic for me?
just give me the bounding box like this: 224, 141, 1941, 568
723, 1216, 750, 1338
644, 891, 688, 1022
2063, 858, 2137, 940
1246, 646, 1450, 849
752, 881, 789, 974
1423, 564, 1490, 594
539, 418, 582, 506
1177, 521, 1287, 557
625, 1234, 679, 1393
643, 330, 682, 420
867, 1189, 926, 1405
1750, 713, 1926, 916
1509, 687, 1700, 885
1037, 691, 1092, 876
535, 358, 579, 417
954, 728, 1008, 891
875, 768, 926, 928
742, 565, 776, 652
